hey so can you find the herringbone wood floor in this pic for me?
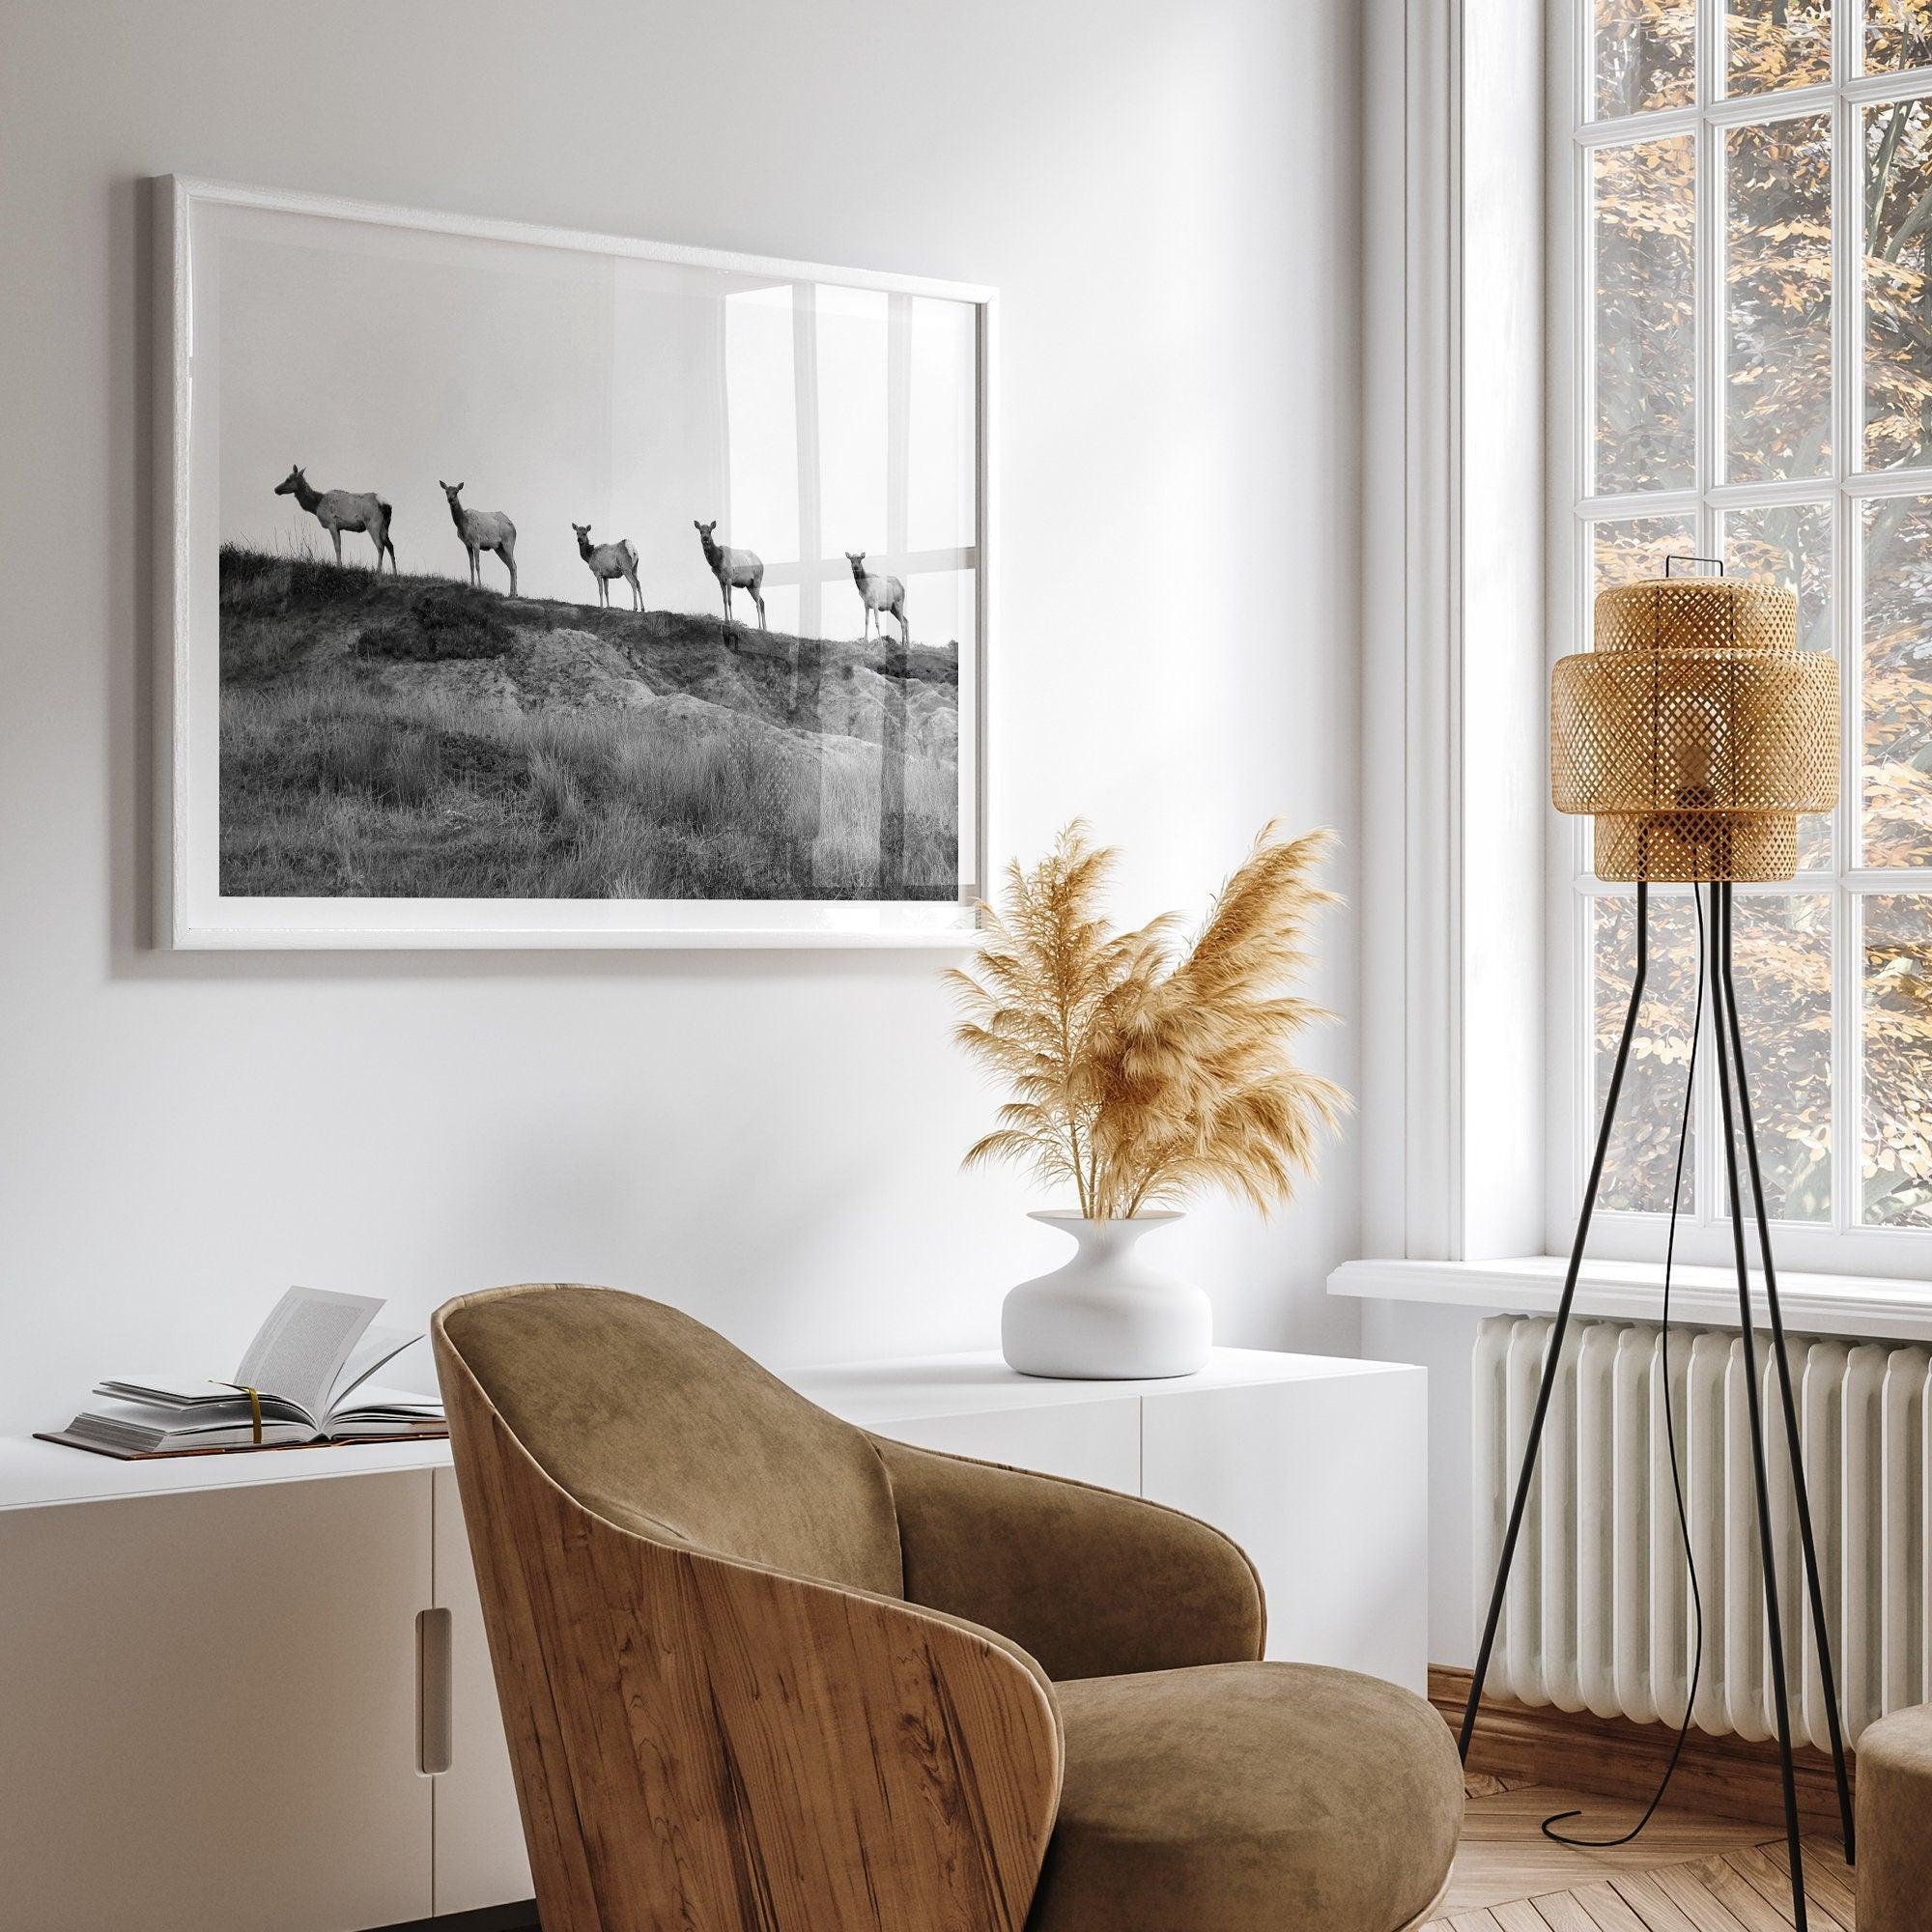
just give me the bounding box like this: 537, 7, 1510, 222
1424, 1775, 1858, 1929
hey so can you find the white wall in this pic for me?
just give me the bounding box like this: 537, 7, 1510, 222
0, 0, 1364, 1431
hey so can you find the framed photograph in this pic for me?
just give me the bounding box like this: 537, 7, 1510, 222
156, 176, 991, 947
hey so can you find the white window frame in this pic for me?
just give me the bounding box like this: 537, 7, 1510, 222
1548, 0, 1932, 1282
1344, 0, 1932, 1324
1360, 0, 1549, 1266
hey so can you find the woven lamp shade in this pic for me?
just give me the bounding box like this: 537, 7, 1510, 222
1550, 577, 1838, 883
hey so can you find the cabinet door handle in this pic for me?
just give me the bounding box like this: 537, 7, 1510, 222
417, 1607, 453, 1776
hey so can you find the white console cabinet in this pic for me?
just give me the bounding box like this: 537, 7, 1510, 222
0, 1347, 1424, 1932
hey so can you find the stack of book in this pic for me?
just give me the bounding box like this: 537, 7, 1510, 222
42, 1287, 446, 1460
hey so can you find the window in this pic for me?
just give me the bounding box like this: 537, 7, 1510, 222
1564, 0, 1932, 1264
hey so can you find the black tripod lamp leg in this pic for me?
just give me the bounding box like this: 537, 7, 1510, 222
1461, 883, 1651, 1763
1709, 885, 1808, 1928
1716, 888, 1857, 1864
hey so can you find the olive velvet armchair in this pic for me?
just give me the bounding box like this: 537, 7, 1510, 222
432, 1282, 1462, 1932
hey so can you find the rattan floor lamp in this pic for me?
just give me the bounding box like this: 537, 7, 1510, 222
1458, 566, 1854, 1930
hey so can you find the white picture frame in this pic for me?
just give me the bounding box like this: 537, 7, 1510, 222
156, 175, 993, 949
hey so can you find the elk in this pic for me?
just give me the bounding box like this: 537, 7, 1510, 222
272, 465, 396, 572
572, 523, 642, 611
846, 552, 908, 644
440, 481, 518, 595
693, 520, 767, 629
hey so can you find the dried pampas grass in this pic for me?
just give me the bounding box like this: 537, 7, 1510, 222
949, 821, 1347, 1220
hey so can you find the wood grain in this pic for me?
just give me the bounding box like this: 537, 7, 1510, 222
1609, 1870, 1713, 1931
1420, 1777, 1855, 1932
1443, 1783, 1767, 1913
1724, 1845, 1825, 1928
1528, 1892, 1606, 1931
1644, 1861, 1781, 1932
1433, 1665, 1856, 1836
1467, 1770, 1538, 1798
1686, 1855, 1798, 1931
1492, 1901, 1555, 1931
1760, 1839, 1857, 1931
1570, 1881, 1654, 1930
435, 1321, 1063, 1932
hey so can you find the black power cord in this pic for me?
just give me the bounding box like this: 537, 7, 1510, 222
1541, 881, 1708, 1850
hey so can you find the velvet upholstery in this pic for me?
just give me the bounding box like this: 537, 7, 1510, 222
438, 1283, 1461, 1932
1031, 1663, 1463, 1932
1858, 1702, 1932, 1930
877, 1435, 1265, 1681
438, 1282, 904, 1596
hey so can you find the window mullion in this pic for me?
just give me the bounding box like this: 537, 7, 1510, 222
1838, 497, 1861, 1234
1697, 3, 1721, 1226
1837, 867, 1861, 1236
1699, 100, 1719, 508
1707, 80, 1839, 127
1833, 14, 1860, 1236
1695, 881, 1722, 1229
1842, 68, 1932, 107
1835, 0, 1861, 107
1577, 883, 1597, 1224
1570, 9, 1592, 1233
1579, 488, 1704, 520
1706, 477, 1843, 509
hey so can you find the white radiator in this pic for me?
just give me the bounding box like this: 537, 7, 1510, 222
1472, 1314, 1932, 1747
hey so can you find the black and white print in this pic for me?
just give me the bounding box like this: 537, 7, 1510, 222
171, 182, 986, 944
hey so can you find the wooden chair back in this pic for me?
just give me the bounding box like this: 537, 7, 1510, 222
433, 1283, 1063, 1932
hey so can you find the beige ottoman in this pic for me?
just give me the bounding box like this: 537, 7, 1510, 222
1859, 1704, 1932, 1929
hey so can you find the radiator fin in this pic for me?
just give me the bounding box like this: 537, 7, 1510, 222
1474, 1314, 1932, 1745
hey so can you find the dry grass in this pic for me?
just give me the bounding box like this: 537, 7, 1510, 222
222, 683, 954, 900
949, 822, 1347, 1219
216, 547, 959, 901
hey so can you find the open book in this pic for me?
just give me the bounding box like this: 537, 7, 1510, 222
43, 1288, 446, 1459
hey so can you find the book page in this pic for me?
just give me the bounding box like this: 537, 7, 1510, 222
326, 1327, 426, 1416
92, 1378, 258, 1406
371, 1334, 440, 1400
322, 1383, 446, 1438
234, 1287, 384, 1423
95, 1380, 309, 1419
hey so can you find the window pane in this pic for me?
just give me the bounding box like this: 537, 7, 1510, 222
1727, 0, 1832, 93
1723, 501, 1834, 867
1864, 99, 1932, 471
1866, 0, 1932, 73
1863, 894, 1932, 1225
1723, 502, 1831, 649
1730, 894, 1833, 1223
1596, 137, 1698, 494
1593, 514, 1700, 598
1725, 115, 1833, 483
1861, 495, 1932, 866
1595, 891, 1702, 1214
1595, 0, 1695, 118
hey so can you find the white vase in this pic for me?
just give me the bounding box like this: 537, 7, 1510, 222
1001, 1210, 1211, 1380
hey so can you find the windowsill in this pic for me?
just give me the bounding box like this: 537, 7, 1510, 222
1328, 1256, 1932, 1345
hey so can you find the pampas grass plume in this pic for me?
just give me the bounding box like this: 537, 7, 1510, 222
949, 821, 1347, 1219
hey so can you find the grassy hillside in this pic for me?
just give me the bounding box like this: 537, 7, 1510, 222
217, 546, 961, 901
